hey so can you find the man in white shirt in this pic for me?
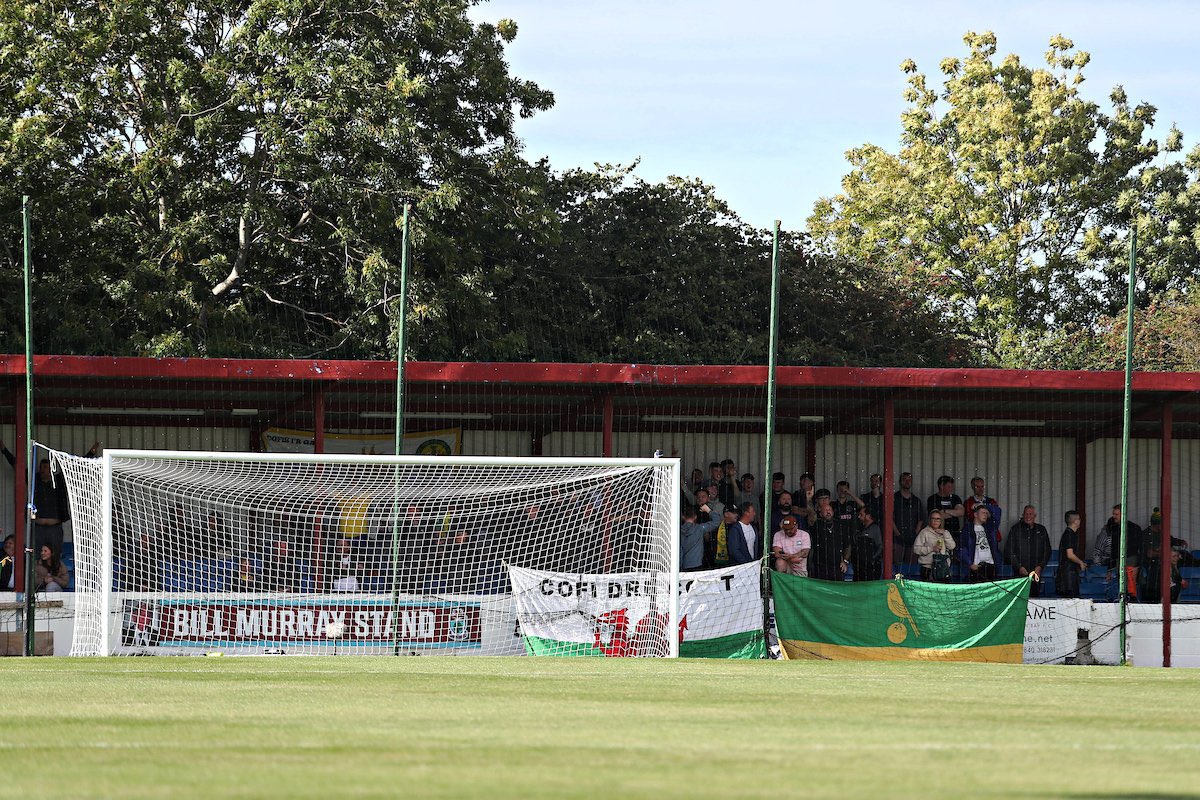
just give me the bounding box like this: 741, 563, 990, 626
727, 504, 762, 566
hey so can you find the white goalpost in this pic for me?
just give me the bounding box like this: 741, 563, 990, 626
49, 449, 680, 657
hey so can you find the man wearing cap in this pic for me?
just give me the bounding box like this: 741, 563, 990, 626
1138, 508, 1194, 601
1144, 508, 1193, 566
772, 515, 810, 576
727, 503, 762, 566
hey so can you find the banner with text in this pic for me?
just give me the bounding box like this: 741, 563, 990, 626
262, 427, 461, 456
508, 563, 764, 658
121, 597, 481, 650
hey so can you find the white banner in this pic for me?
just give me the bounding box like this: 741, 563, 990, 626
678, 562, 763, 641
508, 566, 667, 655
1023, 598, 1091, 664
261, 427, 461, 456
508, 562, 763, 656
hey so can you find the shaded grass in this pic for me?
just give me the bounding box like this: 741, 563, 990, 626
2, 657, 1199, 798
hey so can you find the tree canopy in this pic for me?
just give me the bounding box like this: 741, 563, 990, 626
809, 31, 1199, 367
0, 0, 552, 357
3, 19, 1196, 371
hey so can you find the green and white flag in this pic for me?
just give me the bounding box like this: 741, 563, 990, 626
508, 562, 764, 658
677, 562, 765, 658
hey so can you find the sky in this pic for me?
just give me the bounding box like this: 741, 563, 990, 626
469, 0, 1200, 230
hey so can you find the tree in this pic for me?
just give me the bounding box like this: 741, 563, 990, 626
808, 32, 1177, 366
1089, 138, 1200, 320
0, 0, 552, 357
485, 164, 966, 366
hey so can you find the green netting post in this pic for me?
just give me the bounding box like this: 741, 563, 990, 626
1118, 224, 1137, 665
22, 195, 35, 657
391, 202, 411, 654
761, 221, 781, 655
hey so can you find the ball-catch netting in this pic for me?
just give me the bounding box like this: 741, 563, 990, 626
48, 449, 679, 656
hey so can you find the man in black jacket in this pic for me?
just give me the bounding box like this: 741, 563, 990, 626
1003, 505, 1052, 597
808, 502, 851, 581
1101, 504, 1144, 600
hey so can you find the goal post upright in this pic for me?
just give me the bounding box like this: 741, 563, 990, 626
666, 457, 681, 659
100, 451, 114, 656
761, 220, 782, 655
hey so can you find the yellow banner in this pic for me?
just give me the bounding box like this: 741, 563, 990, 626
779, 640, 1023, 663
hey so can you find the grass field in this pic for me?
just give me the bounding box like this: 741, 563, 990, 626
3, 657, 1199, 799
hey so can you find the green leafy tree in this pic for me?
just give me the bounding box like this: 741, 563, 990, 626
1091, 137, 1200, 317
808, 32, 1174, 365
0, 0, 552, 357
486, 164, 966, 366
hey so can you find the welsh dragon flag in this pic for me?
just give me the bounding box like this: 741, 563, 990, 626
508, 562, 764, 658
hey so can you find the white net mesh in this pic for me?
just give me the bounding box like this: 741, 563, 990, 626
49, 450, 678, 656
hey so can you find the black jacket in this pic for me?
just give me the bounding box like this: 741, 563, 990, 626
1003, 521, 1051, 572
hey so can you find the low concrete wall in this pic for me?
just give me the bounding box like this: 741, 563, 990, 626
1089, 603, 1200, 668
0, 593, 77, 656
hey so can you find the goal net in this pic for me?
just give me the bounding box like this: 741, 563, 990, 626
49, 449, 679, 656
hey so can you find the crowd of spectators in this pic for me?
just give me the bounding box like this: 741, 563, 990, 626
679, 461, 1194, 601
0, 439, 1192, 605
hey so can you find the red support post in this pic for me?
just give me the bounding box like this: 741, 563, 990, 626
1075, 439, 1088, 556
882, 398, 895, 580
1161, 403, 1173, 668
12, 389, 28, 592
804, 435, 816, 483
313, 385, 326, 454
601, 393, 613, 458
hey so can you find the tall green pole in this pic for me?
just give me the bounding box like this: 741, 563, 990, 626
394, 202, 411, 456
22, 196, 36, 657
761, 221, 781, 655
1118, 224, 1137, 665
391, 203, 411, 654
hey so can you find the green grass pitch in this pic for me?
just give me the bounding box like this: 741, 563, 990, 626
3, 657, 1198, 798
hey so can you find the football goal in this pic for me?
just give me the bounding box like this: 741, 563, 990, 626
48, 449, 680, 657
